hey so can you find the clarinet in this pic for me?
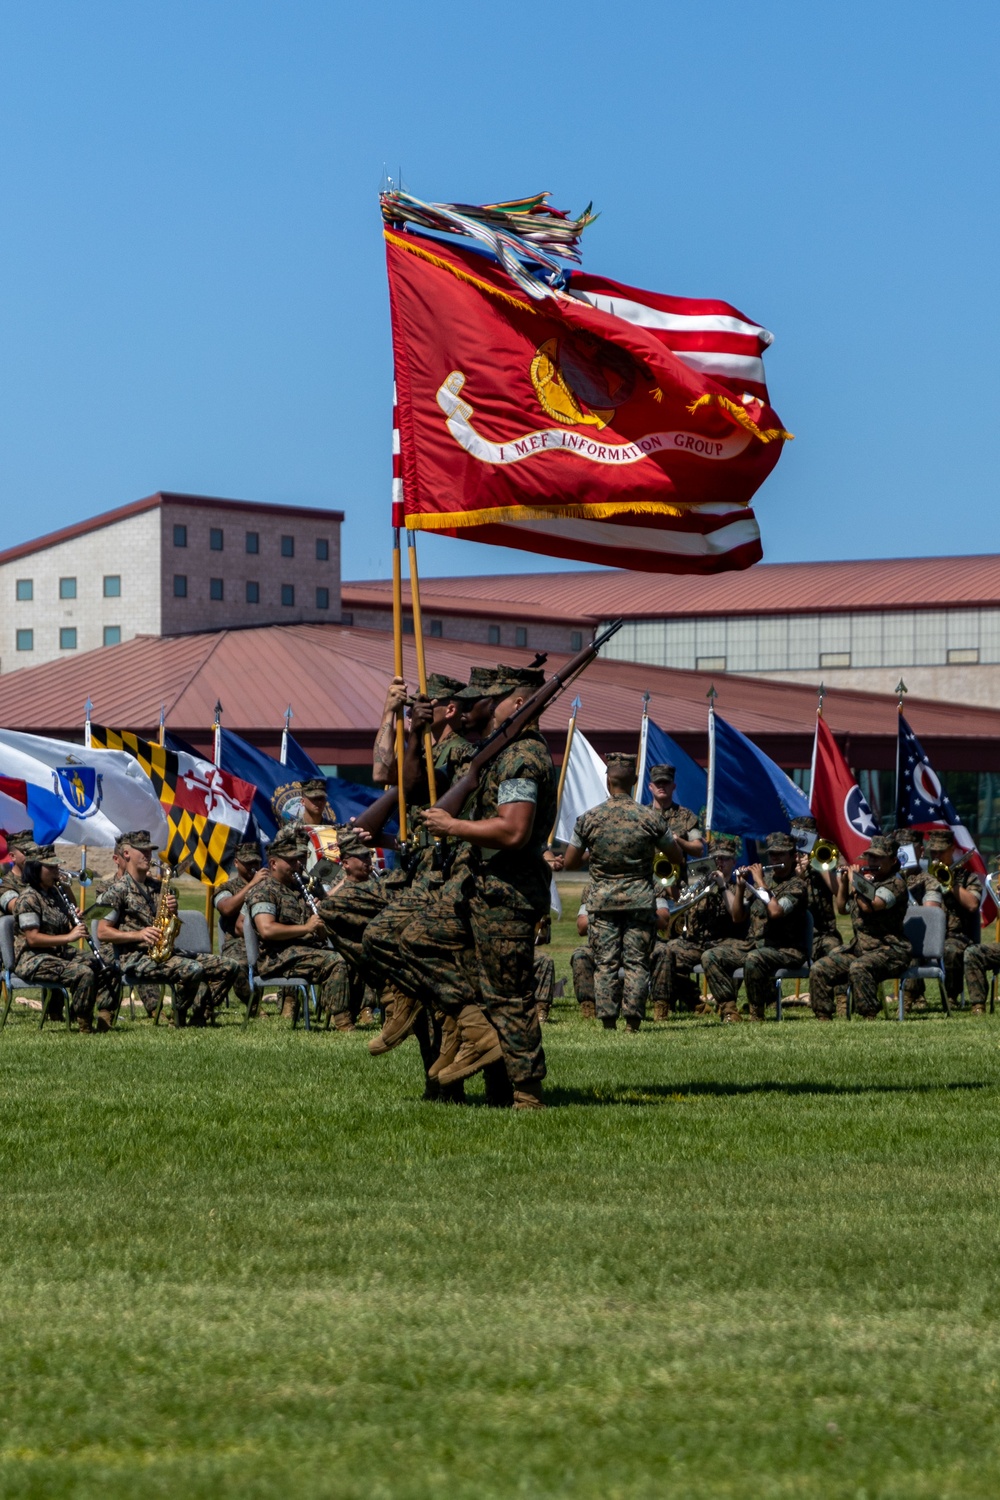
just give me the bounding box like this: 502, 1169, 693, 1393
292, 870, 335, 949
51, 881, 114, 970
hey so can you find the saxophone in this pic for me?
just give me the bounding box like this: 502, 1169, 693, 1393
149, 864, 182, 962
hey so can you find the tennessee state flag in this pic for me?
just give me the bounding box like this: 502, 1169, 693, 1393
385, 229, 791, 573
809, 714, 880, 862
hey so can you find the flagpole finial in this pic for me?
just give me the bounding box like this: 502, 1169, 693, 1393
817, 681, 826, 715
84, 698, 93, 717
895, 679, 907, 711
214, 700, 223, 724
641, 690, 651, 710
284, 704, 293, 726
571, 694, 582, 713
707, 684, 718, 703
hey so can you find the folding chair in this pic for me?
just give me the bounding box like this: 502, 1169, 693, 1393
0, 913, 73, 1031
242, 916, 317, 1031
148, 909, 215, 1026
100, 911, 189, 1025
896, 906, 947, 1021
772, 915, 814, 1021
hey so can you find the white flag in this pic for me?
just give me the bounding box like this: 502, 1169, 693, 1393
554, 728, 608, 844
0, 730, 169, 848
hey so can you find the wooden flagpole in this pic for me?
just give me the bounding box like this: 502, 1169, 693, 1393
206, 700, 222, 947
391, 528, 408, 843
548, 695, 581, 846
635, 690, 651, 799
406, 532, 438, 804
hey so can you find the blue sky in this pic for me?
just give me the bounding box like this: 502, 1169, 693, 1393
2, 1, 996, 579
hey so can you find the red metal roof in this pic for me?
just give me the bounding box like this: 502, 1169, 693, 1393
0, 623, 995, 772
343, 553, 1000, 623
0, 492, 345, 568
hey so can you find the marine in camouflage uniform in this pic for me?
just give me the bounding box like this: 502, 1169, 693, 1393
808, 835, 912, 1018
790, 815, 841, 962
902, 829, 982, 1008
246, 825, 348, 1023
566, 753, 679, 1032
650, 835, 746, 1017
0, 829, 34, 917
414, 665, 557, 1107
702, 832, 809, 1021
964, 872, 1000, 1013
213, 841, 267, 1008
97, 830, 216, 1024
12, 843, 117, 1031
318, 828, 389, 1024
570, 884, 596, 1018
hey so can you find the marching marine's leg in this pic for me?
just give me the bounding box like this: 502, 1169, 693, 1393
588, 913, 625, 1027
620, 917, 654, 1031
465, 898, 545, 1094
570, 946, 596, 1019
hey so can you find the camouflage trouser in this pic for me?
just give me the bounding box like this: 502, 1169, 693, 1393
256, 946, 344, 1015
570, 946, 595, 1007
467, 898, 546, 1085
809, 942, 911, 1018
534, 951, 554, 1008
964, 942, 1000, 1009
651, 937, 702, 1013
123, 953, 204, 1014
588, 912, 654, 1022
702, 939, 807, 1018
221, 941, 252, 1005
903, 936, 969, 1004
14, 951, 112, 1022
194, 952, 244, 1014
813, 931, 843, 963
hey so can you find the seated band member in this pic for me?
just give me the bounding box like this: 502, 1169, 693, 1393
97, 831, 218, 1026
533, 917, 555, 1024
318, 828, 387, 1028
650, 834, 746, 1018
701, 833, 809, 1023
214, 841, 268, 1010
965, 861, 1000, 1016
790, 815, 841, 962
902, 829, 981, 1011
0, 829, 35, 916
570, 884, 596, 1020
13, 843, 117, 1033
807, 835, 912, 1019
246, 825, 347, 1025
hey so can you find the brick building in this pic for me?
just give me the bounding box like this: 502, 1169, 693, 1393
0, 492, 343, 674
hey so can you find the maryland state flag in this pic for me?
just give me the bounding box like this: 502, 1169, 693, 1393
89, 726, 255, 885
384, 192, 791, 573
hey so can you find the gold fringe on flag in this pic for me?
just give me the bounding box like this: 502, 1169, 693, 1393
404, 497, 751, 531
384, 230, 538, 314
686, 392, 794, 444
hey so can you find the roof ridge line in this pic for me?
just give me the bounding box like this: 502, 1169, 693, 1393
163, 629, 231, 721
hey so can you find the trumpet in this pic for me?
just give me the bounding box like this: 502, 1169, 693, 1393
928, 847, 975, 890
811, 840, 841, 872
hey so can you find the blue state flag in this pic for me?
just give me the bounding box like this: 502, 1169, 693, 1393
205, 729, 388, 842
708, 711, 811, 840
637, 717, 707, 820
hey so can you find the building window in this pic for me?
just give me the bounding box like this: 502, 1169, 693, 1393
210, 578, 224, 601
246, 530, 259, 554
16, 579, 32, 601
570, 631, 583, 651
281, 535, 295, 558
60, 627, 77, 650
210, 528, 224, 552
174, 574, 188, 598
16, 629, 33, 651
173, 524, 187, 548
316, 587, 329, 610
103, 625, 121, 647
820, 651, 851, 669
316, 538, 329, 561
948, 647, 979, 665
59, 577, 77, 600
430, 619, 443, 638
246, 580, 260, 604
281, 584, 295, 606
696, 655, 727, 672
403, 615, 414, 635
488, 624, 501, 646
515, 626, 528, 648
341, 611, 354, 626
103, 575, 121, 598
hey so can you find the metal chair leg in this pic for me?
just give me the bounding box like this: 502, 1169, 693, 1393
775, 981, 783, 1022
0, 978, 13, 1029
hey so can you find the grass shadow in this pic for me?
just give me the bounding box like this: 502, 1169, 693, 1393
546, 1079, 994, 1107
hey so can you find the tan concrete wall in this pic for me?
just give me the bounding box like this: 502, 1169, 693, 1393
0, 510, 161, 673
159, 501, 341, 634
743, 663, 1000, 708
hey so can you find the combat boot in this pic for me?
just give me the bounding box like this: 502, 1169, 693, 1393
331, 1010, 357, 1033
536, 1001, 551, 1024
96, 1009, 113, 1033
436, 1005, 502, 1084
428, 1013, 461, 1079
579, 999, 596, 1020
625, 1016, 641, 1034
77, 1016, 93, 1034
513, 1080, 545, 1110
652, 1001, 670, 1022
601, 1016, 617, 1031
357, 1005, 376, 1028
368, 985, 421, 1055
280, 996, 297, 1019
745, 1007, 766, 1023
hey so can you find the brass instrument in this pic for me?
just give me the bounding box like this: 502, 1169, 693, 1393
664, 869, 724, 917
653, 853, 682, 888
928, 848, 974, 891
811, 840, 841, 872
149, 864, 181, 963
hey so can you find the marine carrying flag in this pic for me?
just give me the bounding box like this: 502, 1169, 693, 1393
89, 726, 254, 884
809, 714, 879, 861
385, 213, 790, 574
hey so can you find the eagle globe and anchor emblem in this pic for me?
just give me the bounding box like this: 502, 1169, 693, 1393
53, 764, 103, 819
529, 330, 637, 429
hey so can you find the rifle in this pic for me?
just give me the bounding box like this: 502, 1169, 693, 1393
353, 620, 624, 843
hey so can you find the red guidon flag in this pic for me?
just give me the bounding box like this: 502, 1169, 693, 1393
810, 714, 880, 862
386, 229, 791, 573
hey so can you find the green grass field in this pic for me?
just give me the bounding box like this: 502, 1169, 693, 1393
2, 896, 1000, 1498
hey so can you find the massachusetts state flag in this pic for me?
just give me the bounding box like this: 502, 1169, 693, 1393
895, 713, 995, 924
0, 775, 69, 845
809, 715, 879, 861
385, 221, 790, 573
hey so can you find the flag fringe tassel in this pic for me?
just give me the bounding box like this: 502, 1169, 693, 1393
405, 497, 751, 530
385, 230, 537, 314
687, 392, 794, 445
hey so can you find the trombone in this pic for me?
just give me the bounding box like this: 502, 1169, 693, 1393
811, 840, 841, 873
927, 847, 974, 890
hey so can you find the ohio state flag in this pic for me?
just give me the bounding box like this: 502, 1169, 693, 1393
809, 715, 879, 861
385, 228, 790, 573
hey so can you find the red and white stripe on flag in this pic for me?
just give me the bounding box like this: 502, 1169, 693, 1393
809, 716, 877, 862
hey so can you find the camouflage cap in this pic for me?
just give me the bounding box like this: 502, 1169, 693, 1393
894, 826, 924, 845
268, 826, 309, 860
454, 667, 501, 702
764, 832, 798, 854
23, 842, 58, 863
708, 834, 740, 856
337, 828, 372, 861
491, 664, 546, 697
300, 778, 328, 800
790, 815, 818, 832
606, 753, 637, 774
648, 763, 676, 781
866, 834, 899, 859
114, 829, 156, 853
5, 830, 36, 852
234, 841, 262, 863
926, 829, 955, 853
423, 672, 467, 702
